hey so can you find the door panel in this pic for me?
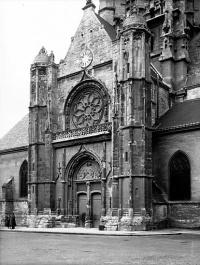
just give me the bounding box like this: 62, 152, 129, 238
78, 194, 87, 227
91, 193, 101, 228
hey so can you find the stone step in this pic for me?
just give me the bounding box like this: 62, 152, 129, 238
54, 221, 62, 228
122, 210, 129, 217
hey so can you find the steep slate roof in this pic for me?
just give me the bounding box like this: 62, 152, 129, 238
95, 13, 117, 40
156, 99, 200, 132
0, 114, 29, 151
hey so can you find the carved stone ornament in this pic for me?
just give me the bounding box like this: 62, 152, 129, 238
76, 161, 101, 181
162, 9, 173, 35
49, 51, 55, 63
54, 122, 112, 140
39, 46, 47, 55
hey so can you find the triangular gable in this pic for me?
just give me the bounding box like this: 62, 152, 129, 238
59, 7, 116, 77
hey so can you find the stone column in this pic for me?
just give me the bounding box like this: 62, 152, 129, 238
85, 182, 92, 228
61, 181, 67, 215
101, 142, 107, 216
112, 178, 119, 216
61, 149, 66, 215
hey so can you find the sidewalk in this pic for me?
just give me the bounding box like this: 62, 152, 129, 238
1, 226, 200, 236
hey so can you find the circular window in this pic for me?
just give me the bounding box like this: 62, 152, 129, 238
71, 89, 103, 128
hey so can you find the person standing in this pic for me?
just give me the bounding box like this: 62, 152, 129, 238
10, 213, 16, 229
5, 214, 10, 229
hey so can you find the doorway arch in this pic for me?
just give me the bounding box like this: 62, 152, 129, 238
65, 150, 102, 227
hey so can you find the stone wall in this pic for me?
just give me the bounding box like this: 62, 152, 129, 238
169, 203, 200, 228
153, 130, 200, 201
0, 150, 28, 200
153, 203, 200, 229
152, 129, 200, 228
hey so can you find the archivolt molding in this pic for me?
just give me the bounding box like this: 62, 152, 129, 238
65, 149, 102, 183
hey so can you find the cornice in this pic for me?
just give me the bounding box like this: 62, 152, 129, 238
99, 7, 115, 13
0, 146, 28, 155
52, 133, 111, 149
154, 122, 200, 135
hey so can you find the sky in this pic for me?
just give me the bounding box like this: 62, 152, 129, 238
0, 0, 99, 139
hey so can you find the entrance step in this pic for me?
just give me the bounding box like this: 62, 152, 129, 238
122, 210, 129, 217
61, 223, 77, 228
55, 221, 62, 228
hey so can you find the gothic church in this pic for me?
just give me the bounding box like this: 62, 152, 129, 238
1, 0, 200, 230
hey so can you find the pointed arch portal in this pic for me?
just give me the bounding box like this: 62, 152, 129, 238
65, 151, 102, 228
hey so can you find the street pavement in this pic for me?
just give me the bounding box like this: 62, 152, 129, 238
0, 229, 200, 265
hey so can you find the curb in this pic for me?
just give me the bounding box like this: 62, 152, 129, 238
0, 228, 184, 236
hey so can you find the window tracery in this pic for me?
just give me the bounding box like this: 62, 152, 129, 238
64, 80, 110, 130
169, 151, 191, 201
20, 160, 28, 198
72, 90, 103, 128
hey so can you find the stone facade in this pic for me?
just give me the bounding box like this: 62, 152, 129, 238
0, 148, 28, 226
1, 0, 200, 230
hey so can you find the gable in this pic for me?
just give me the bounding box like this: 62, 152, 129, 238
58, 8, 116, 77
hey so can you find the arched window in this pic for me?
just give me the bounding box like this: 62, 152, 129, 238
169, 151, 191, 201
19, 160, 28, 198
64, 80, 110, 130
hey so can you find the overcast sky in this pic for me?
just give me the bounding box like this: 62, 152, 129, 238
0, 0, 99, 139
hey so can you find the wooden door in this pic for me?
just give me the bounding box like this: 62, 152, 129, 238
91, 193, 101, 228
78, 194, 87, 227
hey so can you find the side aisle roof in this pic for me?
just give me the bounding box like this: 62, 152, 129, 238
0, 114, 29, 152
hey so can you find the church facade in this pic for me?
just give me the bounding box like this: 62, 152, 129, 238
1, 0, 200, 230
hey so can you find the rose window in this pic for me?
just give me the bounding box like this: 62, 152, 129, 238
71, 91, 103, 128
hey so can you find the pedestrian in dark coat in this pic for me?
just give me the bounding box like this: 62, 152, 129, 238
5, 214, 10, 228
10, 213, 16, 229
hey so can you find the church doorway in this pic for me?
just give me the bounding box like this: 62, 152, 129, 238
66, 152, 102, 228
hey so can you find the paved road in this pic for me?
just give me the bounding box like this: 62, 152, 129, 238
0, 231, 200, 265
